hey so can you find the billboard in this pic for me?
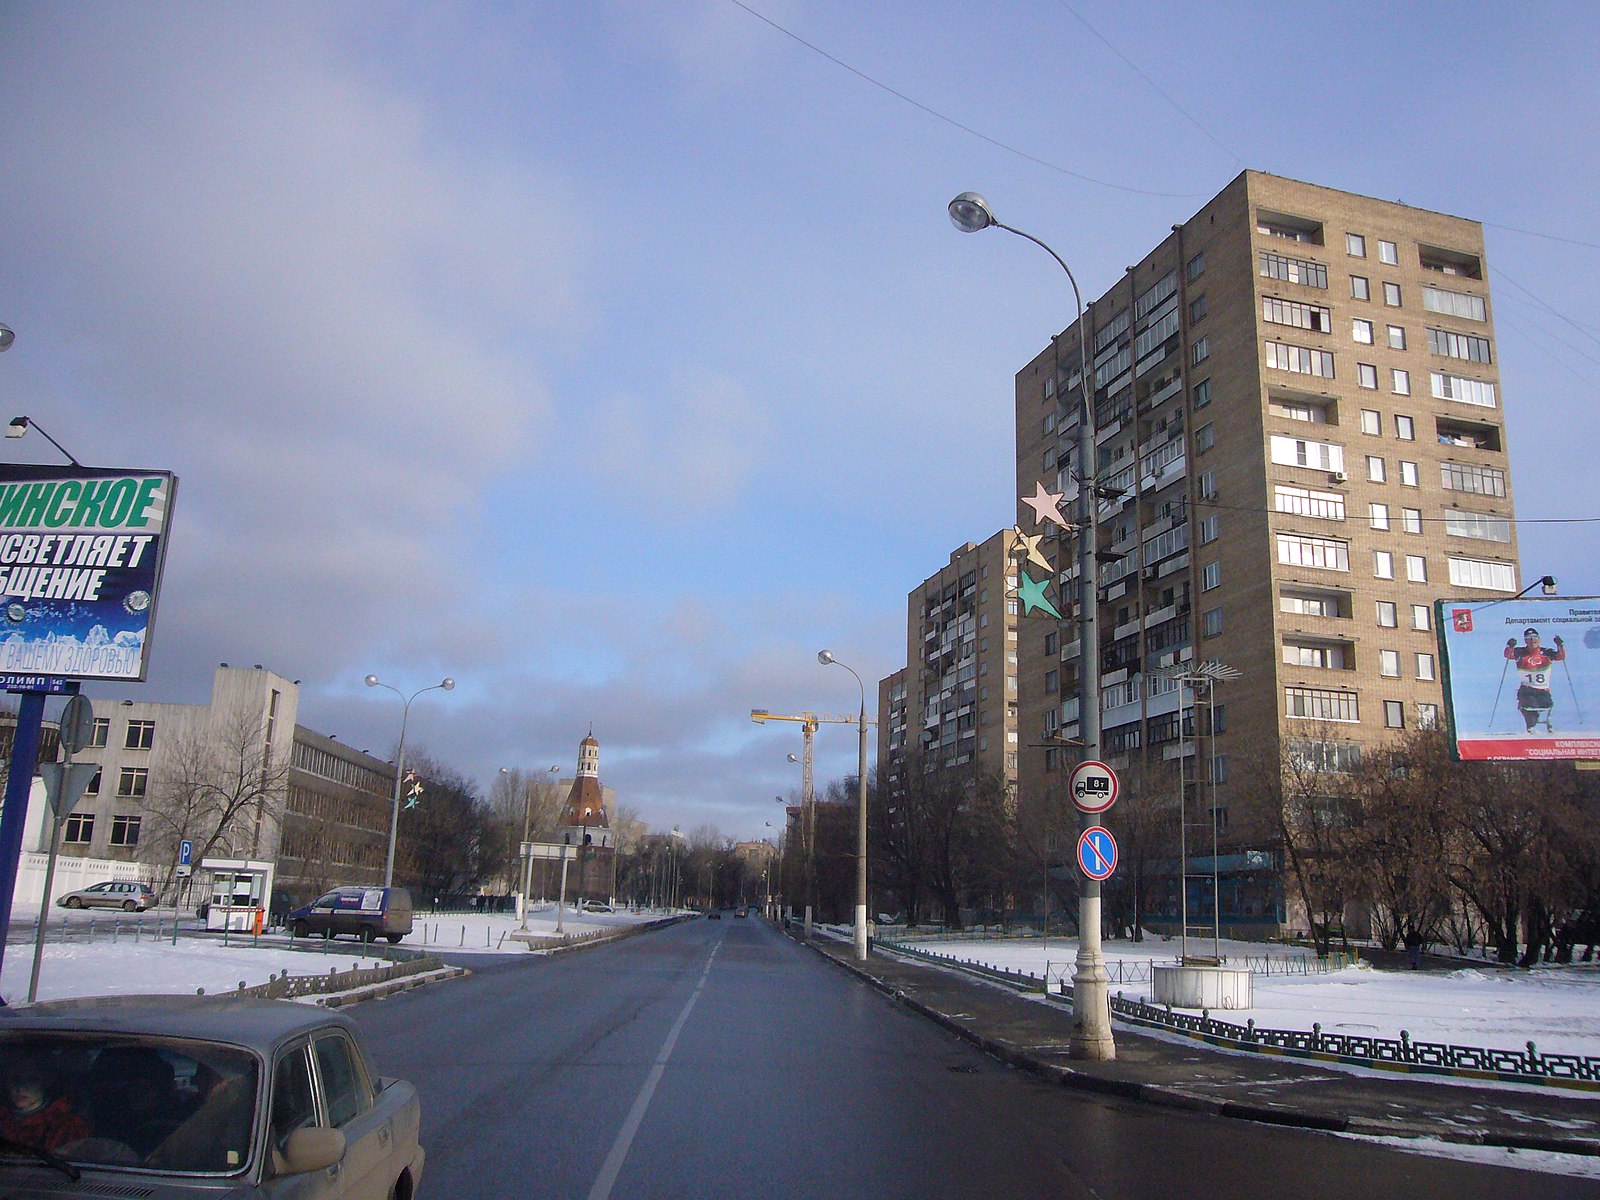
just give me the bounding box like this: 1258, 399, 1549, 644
1436, 596, 1600, 761
0, 464, 177, 686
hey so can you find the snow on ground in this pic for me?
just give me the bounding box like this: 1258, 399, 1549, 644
0, 903, 676, 1005
896, 934, 1600, 1058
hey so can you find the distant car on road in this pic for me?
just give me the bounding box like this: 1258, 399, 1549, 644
734, 907, 748, 918
582, 901, 614, 914
56, 881, 156, 912
0, 994, 425, 1197
706, 910, 722, 920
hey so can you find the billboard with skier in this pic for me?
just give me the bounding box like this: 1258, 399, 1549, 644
1436, 597, 1600, 761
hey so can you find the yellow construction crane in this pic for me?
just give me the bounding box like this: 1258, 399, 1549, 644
750, 708, 876, 813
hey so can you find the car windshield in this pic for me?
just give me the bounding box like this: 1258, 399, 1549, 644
0, 1032, 259, 1175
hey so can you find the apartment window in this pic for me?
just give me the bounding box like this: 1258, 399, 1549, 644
1428, 327, 1491, 363
1400, 460, 1419, 487
1360, 409, 1381, 436
1391, 368, 1411, 395
1193, 378, 1211, 408
1369, 502, 1390, 530
1284, 642, 1350, 670
1374, 550, 1394, 579
110, 815, 141, 847
1277, 533, 1349, 571
63, 814, 93, 845
1447, 556, 1517, 592
117, 766, 148, 798
1445, 511, 1512, 542
1378, 240, 1398, 265
1346, 233, 1367, 258
1406, 554, 1427, 582
1192, 337, 1210, 365
1422, 285, 1486, 322
1352, 318, 1374, 344
84, 767, 101, 796
1418, 702, 1440, 729
1198, 470, 1217, 500
1044, 670, 1058, 693
1357, 363, 1379, 389
1195, 422, 1214, 452
1189, 294, 1208, 323
1416, 652, 1436, 681
1286, 686, 1359, 722
124, 719, 155, 750
1202, 561, 1221, 591
1431, 371, 1496, 408
1266, 340, 1335, 378
1401, 507, 1423, 534
1275, 486, 1344, 520
1441, 461, 1506, 497
1379, 649, 1401, 677
1270, 435, 1344, 472
1384, 700, 1405, 729
1412, 605, 1431, 631
90, 718, 109, 749
1366, 455, 1386, 483
1259, 251, 1327, 289
1351, 275, 1370, 301
1202, 607, 1223, 637
1387, 325, 1407, 351
1199, 515, 1220, 544
1383, 282, 1402, 306
1376, 600, 1398, 628
1263, 297, 1332, 332
1395, 415, 1414, 441
1186, 251, 1205, 282
1282, 589, 1348, 618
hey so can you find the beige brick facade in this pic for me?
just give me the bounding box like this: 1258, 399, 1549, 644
1013, 171, 1518, 881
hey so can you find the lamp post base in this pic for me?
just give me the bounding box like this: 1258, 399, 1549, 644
1071, 892, 1116, 1060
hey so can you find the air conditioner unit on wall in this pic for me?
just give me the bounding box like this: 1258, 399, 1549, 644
1330, 470, 1348, 483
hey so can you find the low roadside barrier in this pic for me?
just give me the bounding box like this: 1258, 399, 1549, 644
217, 955, 450, 1000
877, 937, 1596, 1090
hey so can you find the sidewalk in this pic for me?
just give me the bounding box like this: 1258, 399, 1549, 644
801, 931, 1600, 1156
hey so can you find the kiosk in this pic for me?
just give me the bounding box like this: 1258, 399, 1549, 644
199, 858, 274, 933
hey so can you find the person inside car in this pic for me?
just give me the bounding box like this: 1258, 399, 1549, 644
0, 1054, 90, 1152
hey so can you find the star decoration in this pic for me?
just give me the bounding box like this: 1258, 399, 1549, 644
1016, 570, 1064, 619
1011, 526, 1053, 574
1022, 482, 1073, 529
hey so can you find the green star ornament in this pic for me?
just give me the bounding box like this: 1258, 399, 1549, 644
1015, 569, 1064, 619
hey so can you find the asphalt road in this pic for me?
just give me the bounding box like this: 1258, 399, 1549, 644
347, 916, 1600, 1200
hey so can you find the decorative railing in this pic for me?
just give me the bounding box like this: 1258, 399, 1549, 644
214, 955, 448, 1000
876, 938, 1597, 1088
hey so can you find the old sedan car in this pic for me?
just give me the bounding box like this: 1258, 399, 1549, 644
55, 881, 156, 912
0, 994, 424, 1198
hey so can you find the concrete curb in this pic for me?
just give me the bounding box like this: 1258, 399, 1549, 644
794, 930, 1600, 1157
316, 966, 469, 1008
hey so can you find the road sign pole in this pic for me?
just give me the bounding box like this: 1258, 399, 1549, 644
0, 690, 48, 982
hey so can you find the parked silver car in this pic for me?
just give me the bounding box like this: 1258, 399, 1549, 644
0, 995, 425, 1197
55, 881, 156, 912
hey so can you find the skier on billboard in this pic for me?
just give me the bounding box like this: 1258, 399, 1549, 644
1506, 628, 1566, 732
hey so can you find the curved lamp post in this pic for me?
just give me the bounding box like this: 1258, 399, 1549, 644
819, 649, 869, 961
949, 191, 1115, 1060
364, 673, 455, 888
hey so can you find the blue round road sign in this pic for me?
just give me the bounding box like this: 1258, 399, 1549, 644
1076, 826, 1118, 881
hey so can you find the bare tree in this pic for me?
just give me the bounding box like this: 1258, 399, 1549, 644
142, 703, 291, 901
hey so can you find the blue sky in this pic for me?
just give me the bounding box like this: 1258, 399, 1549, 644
1, 2, 1596, 840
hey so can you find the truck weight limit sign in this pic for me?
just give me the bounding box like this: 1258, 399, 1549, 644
1068, 760, 1119, 813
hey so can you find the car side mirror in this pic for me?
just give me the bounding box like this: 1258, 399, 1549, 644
280, 1127, 346, 1174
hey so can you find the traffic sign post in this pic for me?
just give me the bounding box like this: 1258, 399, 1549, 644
1077, 826, 1118, 882
1069, 760, 1119, 813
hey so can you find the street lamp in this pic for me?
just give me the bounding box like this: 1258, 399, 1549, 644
364, 673, 455, 888
5, 416, 83, 466
819, 649, 870, 961
950, 190, 1114, 1060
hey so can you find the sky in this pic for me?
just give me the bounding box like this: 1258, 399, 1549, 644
1, 1, 1596, 842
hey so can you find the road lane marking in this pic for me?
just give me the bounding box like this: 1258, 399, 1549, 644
586, 941, 721, 1200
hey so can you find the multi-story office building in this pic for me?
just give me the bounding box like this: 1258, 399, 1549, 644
1013, 172, 1519, 929
43, 664, 395, 905
878, 531, 1021, 800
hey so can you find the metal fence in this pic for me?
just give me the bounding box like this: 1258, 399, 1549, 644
221, 955, 448, 1000
878, 938, 1596, 1089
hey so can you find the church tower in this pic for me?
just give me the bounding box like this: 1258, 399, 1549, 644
558, 731, 615, 906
